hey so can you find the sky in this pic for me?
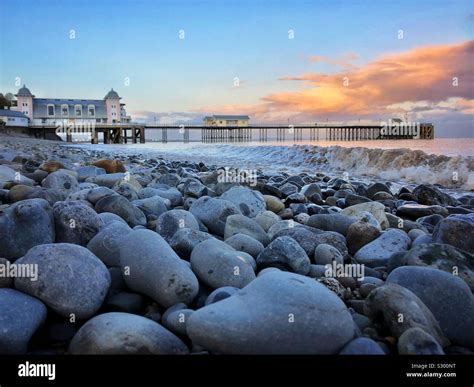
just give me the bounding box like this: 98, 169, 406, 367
1, 0, 473, 137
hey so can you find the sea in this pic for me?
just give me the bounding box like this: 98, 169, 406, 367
70, 137, 474, 195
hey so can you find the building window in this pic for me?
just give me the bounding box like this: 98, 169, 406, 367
61, 104, 69, 116
88, 105, 95, 117
75, 105, 82, 116
47, 104, 55, 116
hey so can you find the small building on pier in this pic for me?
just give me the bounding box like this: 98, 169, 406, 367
203, 115, 250, 127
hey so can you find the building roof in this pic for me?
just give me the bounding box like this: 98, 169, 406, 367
15, 85, 34, 97
32, 98, 107, 119
0, 110, 29, 118
104, 88, 120, 99
211, 115, 250, 120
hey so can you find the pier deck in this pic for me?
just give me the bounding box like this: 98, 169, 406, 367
20, 123, 434, 144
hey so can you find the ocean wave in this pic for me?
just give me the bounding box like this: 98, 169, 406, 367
181, 144, 474, 190
303, 146, 474, 190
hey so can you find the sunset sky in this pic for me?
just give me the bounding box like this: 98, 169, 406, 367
1, 0, 473, 137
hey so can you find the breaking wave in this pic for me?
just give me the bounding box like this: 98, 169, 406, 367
157, 144, 474, 190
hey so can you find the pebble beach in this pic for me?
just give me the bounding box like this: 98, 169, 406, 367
0, 135, 473, 355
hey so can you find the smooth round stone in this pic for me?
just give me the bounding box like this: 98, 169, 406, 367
280, 225, 345, 258
398, 327, 444, 355
112, 181, 139, 201
300, 183, 322, 199
95, 194, 147, 227
156, 209, 199, 242
416, 214, 444, 233
205, 286, 240, 305
278, 182, 299, 197
76, 165, 106, 181
220, 186, 266, 218
367, 182, 391, 199
279, 208, 294, 219
42, 170, 79, 192
307, 213, 357, 236
341, 202, 389, 229
263, 195, 285, 213
187, 271, 355, 354
25, 187, 67, 205
78, 182, 98, 190
339, 337, 385, 355
346, 221, 380, 255
225, 233, 264, 259
386, 266, 474, 347
86, 186, 116, 204
119, 229, 199, 307
412, 184, 457, 206
180, 179, 207, 198
139, 187, 183, 207
412, 233, 433, 247
0, 165, 34, 186
87, 221, 132, 267
169, 228, 214, 260
0, 288, 47, 354
0, 257, 13, 288
432, 214, 474, 253
190, 196, 241, 236
67, 188, 92, 201
372, 191, 394, 201
257, 267, 281, 277
7, 184, 39, 203
396, 204, 449, 220
91, 159, 126, 174
314, 243, 344, 265
158, 173, 181, 187
162, 308, 195, 337
92, 173, 126, 188
345, 193, 372, 206
257, 236, 310, 275
408, 228, 426, 241
0, 198, 55, 261
255, 210, 281, 232
387, 243, 473, 291
98, 212, 128, 226
267, 220, 302, 240
364, 284, 449, 346
224, 214, 270, 246
354, 229, 411, 267
294, 213, 310, 224
14, 243, 111, 319
53, 201, 104, 246
190, 239, 256, 289
68, 312, 189, 354
131, 195, 169, 217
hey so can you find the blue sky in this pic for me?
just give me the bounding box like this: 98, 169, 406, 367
1, 0, 473, 136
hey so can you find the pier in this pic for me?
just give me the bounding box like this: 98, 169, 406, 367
17, 123, 434, 144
